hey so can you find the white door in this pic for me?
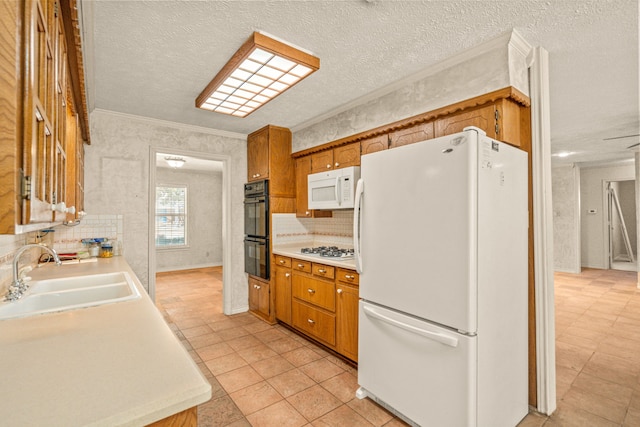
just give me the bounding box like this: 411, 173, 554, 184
358, 301, 477, 427
357, 130, 478, 333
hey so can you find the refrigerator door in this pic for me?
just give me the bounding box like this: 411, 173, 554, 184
358, 301, 477, 426
357, 130, 478, 333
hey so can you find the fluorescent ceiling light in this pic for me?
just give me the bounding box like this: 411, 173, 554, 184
195, 32, 319, 118
554, 151, 573, 158
165, 157, 186, 168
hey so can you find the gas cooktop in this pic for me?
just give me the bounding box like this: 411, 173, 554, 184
300, 246, 355, 259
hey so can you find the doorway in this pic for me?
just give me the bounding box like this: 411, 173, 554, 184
606, 179, 637, 271
148, 147, 232, 314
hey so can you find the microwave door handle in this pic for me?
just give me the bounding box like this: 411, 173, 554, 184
353, 178, 364, 273
335, 176, 341, 206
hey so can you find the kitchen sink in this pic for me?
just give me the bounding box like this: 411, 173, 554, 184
0, 272, 141, 320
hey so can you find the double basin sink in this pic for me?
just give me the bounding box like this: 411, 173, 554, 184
0, 271, 141, 320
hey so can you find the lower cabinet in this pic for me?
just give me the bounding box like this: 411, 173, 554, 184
276, 256, 359, 362
248, 276, 270, 320
274, 256, 292, 324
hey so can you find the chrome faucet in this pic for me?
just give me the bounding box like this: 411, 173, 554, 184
5, 244, 62, 301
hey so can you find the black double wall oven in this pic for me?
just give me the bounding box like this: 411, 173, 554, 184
244, 180, 269, 280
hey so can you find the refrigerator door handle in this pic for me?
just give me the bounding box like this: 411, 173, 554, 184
363, 305, 459, 347
353, 179, 364, 273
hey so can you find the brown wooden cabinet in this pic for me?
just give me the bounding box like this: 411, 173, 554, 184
248, 276, 270, 320
310, 142, 360, 173
295, 156, 332, 218
389, 121, 435, 149
273, 255, 292, 324
0, 0, 87, 234
287, 258, 359, 361
336, 282, 359, 362
246, 125, 295, 197
360, 135, 388, 156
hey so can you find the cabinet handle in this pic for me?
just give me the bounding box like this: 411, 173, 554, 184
307, 288, 316, 294
337, 289, 343, 294
318, 268, 326, 274
279, 259, 285, 264
326, 164, 331, 169
307, 319, 315, 324
254, 284, 261, 290
344, 275, 354, 280
298, 264, 304, 268
285, 273, 290, 278
253, 173, 261, 178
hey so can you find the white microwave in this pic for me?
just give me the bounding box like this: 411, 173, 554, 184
308, 166, 361, 210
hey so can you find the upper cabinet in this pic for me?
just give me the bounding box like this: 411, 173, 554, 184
310, 142, 360, 173
0, 0, 89, 234
247, 125, 295, 197
389, 121, 435, 149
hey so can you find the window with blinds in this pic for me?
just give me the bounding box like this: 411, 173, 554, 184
155, 185, 187, 247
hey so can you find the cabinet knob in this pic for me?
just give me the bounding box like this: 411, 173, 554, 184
254, 284, 261, 290
305, 211, 310, 216
326, 164, 331, 169
298, 264, 304, 268
279, 259, 285, 264
318, 268, 326, 274
307, 288, 316, 294
307, 319, 315, 324
337, 289, 343, 294
285, 273, 290, 278
335, 162, 340, 167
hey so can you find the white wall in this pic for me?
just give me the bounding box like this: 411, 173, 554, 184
155, 167, 223, 272
292, 31, 530, 153
580, 163, 635, 269
552, 165, 580, 273
84, 110, 248, 313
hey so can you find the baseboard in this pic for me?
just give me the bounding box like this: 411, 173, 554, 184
554, 267, 581, 274
156, 262, 222, 273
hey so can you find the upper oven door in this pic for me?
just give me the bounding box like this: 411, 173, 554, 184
244, 195, 268, 237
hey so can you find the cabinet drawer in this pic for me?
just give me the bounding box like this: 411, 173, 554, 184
274, 255, 292, 268
336, 268, 359, 285
312, 263, 335, 279
292, 300, 336, 346
292, 275, 335, 311
292, 259, 312, 273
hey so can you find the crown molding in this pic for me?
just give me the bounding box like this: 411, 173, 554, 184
91, 109, 247, 140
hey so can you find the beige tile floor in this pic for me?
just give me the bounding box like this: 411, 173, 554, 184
155, 267, 640, 427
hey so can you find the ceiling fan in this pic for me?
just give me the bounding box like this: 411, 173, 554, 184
603, 133, 640, 149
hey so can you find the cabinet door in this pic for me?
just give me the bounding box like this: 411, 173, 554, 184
361, 135, 388, 155
389, 121, 435, 149
310, 150, 334, 173
247, 127, 269, 181
336, 283, 359, 362
274, 266, 292, 324
292, 300, 336, 346
295, 157, 331, 218
23, 0, 57, 223
435, 104, 497, 139
333, 143, 360, 169
249, 277, 270, 317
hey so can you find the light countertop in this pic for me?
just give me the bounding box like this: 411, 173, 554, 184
0, 257, 211, 426
272, 243, 357, 270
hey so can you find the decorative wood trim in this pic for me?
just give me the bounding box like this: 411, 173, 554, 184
59, 0, 90, 144
146, 407, 197, 427
292, 86, 531, 158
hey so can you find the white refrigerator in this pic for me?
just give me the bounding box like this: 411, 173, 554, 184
353, 127, 528, 427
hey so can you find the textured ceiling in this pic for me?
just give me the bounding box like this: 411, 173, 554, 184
81, 0, 639, 165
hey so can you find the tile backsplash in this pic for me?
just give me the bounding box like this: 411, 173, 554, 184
52, 214, 124, 254
272, 211, 354, 247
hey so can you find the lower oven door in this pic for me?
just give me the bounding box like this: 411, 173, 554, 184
244, 237, 269, 280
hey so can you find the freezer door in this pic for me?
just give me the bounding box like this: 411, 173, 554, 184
358, 130, 478, 333
357, 301, 477, 426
